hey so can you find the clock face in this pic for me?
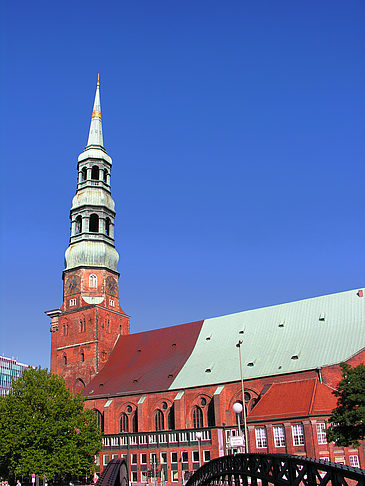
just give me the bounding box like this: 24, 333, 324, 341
65, 275, 81, 295
105, 276, 118, 296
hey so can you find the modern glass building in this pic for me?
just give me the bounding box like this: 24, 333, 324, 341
0, 355, 29, 395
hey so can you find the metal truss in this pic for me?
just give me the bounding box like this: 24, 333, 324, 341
185, 453, 365, 486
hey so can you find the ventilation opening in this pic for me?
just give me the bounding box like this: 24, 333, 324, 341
247, 362, 254, 367
291, 355, 299, 360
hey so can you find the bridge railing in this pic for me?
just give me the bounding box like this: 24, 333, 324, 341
186, 453, 365, 486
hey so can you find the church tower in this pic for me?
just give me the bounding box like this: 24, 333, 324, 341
46, 77, 130, 393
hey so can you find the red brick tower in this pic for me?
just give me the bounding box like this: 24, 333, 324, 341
46, 77, 130, 393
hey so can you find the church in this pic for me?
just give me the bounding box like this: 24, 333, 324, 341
46, 79, 365, 483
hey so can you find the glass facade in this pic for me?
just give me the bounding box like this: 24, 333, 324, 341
0, 355, 29, 395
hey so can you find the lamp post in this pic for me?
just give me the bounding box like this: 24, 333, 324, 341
232, 402, 243, 453
236, 339, 249, 453
196, 431, 202, 468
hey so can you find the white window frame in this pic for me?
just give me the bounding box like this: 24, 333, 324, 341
273, 425, 286, 447
292, 424, 305, 446
170, 452, 178, 464
192, 450, 200, 463
109, 299, 115, 307
69, 298, 77, 307
181, 451, 189, 463
349, 455, 360, 468
131, 453, 137, 465
316, 423, 327, 445
89, 274, 97, 288
203, 450, 211, 463
171, 471, 179, 483
160, 452, 167, 464
140, 453, 147, 464
103, 455, 109, 466
255, 427, 267, 448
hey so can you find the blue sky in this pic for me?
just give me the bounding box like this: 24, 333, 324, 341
1, 1, 364, 369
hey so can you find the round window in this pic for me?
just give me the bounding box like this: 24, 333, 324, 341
162, 401, 168, 410
200, 397, 207, 407
126, 405, 132, 413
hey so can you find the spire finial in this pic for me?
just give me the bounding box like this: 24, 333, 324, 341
86, 78, 104, 148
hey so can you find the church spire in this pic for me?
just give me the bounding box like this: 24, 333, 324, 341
86, 74, 104, 148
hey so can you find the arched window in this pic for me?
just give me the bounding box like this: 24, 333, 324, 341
155, 410, 164, 431
207, 398, 215, 426
168, 405, 175, 430
91, 165, 99, 180
81, 351, 84, 362
105, 218, 110, 236
103, 169, 108, 182
89, 274, 97, 288
63, 355, 67, 366
81, 167, 87, 181
75, 215, 82, 234
120, 413, 129, 432
73, 378, 85, 394
93, 409, 104, 432
193, 406, 203, 428
89, 214, 99, 232
132, 412, 138, 433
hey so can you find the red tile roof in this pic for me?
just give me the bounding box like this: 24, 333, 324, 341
84, 320, 204, 398
248, 379, 336, 421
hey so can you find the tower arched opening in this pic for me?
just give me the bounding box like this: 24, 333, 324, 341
81, 167, 87, 181
89, 214, 99, 232
91, 165, 99, 180
105, 217, 110, 236
75, 215, 82, 234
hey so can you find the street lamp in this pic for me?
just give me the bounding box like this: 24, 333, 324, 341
196, 431, 202, 468
232, 402, 243, 453
236, 339, 249, 452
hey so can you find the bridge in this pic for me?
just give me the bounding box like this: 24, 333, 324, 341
97, 454, 365, 486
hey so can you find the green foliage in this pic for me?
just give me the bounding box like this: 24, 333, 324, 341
326, 362, 365, 447
0, 367, 102, 481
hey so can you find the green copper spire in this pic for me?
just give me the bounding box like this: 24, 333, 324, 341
64, 77, 119, 272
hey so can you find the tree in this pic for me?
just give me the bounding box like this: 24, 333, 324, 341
0, 367, 102, 481
326, 362, 365, 447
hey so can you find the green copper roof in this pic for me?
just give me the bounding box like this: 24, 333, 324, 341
170, 288, 365, 390
65, 240, 119, 271
71, 188, 115, 212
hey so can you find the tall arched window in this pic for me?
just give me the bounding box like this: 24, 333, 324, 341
89, 274, 97, 288
81, 351, 84, 362
168, 405, 175, 430
208, 398, 215, 426
63, 355, 67, 366
89, 214, 99, 232
81, 167, 87, 181
193, 406, 203, 428
132, 412, 138, 433
103, 169, 108, 182
91, 165, 99, 180
75, 215, 82, 234
105, 218, 110, 236
155, 410, 164, 431
93, 409, 104, 432
120, 413, 129, 432
73, 378, 85, 394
